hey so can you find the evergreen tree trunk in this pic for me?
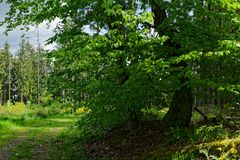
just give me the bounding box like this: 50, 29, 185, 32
8, 56, 11, 102
21, 91, 23, 103
0, 92, 2, 105
37, 27, 41, 105
4, 82, 7, 103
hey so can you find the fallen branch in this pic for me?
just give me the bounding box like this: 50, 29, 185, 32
194, 107, 208, 122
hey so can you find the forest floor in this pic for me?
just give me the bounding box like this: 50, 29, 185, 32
0, 115, 79, 160
2, 116, 240, 160
84, 120, 240, 160
82, 106, 240, 160
1, 106, 240, 160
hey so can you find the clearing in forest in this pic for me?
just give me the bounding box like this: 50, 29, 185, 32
0, 115, 79, 160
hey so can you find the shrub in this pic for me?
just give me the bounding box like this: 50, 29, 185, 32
193, 125, 229, 142
75, 107, 90, 115
67, 110, 126, 142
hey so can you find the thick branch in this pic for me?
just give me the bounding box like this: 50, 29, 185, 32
151, 0, 167, 34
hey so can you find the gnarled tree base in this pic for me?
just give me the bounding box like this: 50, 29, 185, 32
163, 86, 193, 128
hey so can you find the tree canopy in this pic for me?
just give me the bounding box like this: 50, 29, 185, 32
1, 0, 240, 130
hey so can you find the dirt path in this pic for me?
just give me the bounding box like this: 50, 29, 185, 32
0, 129, 63, 160
30, 127, 64, 160
0, 133, 27, 160
0, 116, 78, 160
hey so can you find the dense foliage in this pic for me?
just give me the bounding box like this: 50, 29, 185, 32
1, 0, 240, 158
1, 0, 240, 127
0, 0, 240, 159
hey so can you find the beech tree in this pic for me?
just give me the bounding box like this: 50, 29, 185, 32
1, 0, 240, 128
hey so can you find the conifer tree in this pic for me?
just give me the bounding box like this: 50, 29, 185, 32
16, 40, 35, 103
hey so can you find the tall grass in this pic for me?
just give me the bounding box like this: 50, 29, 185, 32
0, 102, 80, 121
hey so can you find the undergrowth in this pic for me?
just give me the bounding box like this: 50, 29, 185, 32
66, 106, 240, 159
0, 102, 86, 121
148, 123, 240, 160
2, 103, 239, 160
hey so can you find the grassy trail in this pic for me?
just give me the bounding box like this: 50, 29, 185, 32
0, 115, 79, 160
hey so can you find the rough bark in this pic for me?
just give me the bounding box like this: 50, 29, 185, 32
127, 109, 139, 132
163, 86, 193, 128
151, 1, 194, 128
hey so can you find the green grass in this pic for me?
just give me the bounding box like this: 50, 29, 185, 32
0, 120, 31, 147
0, 111, 80, 159
50, 136, 88, 160
0, 102, 88, 159
2, 103, 240, 159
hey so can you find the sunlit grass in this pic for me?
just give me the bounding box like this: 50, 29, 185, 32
11, 117, 78, 159
0, 120, 25, 147
0, 108, 80, 159
141, 107, 169, 120
147, 123, 240, 159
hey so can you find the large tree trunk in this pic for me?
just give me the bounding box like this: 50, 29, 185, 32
163, 86, 193, 128
151, 1, 194, 128
163, 61, 193, 128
